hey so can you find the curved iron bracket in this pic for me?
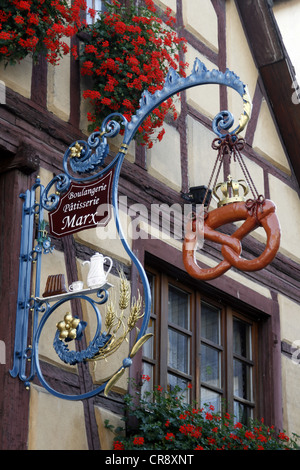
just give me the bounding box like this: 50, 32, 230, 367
10, 58, 252, 400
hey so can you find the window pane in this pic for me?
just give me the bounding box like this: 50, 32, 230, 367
168, 329, 189, 373
94, 0, 102, 9
168, 285, 189, 329
201, 302, 220, 344
147, 272, 155, 314
86, 1, 103, 24
201, 344, 220, 387
233, 318, 251, 359
168, 374, 189, 401
233, 359, 252, 400
86, 0, 103, 11
234, 401, 253, 425
143, 318, 154, 359
201, 387, 221, 412
141, 363, 154, 398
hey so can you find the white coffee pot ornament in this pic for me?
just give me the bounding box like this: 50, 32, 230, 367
83, 252, 113, 288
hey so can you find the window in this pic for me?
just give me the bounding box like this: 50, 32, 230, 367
232, 317, 255, 423
143, 268, 258, 423
86, 0, 103, 24
200, 302, 222, 411
167, 284, 192, 401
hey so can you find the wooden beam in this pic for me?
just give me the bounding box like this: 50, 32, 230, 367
0, 169, 31, 449
260, 59, 300, 186
235, 0, 300, 188
0, 140, 40, 175
235, 0, 284, 67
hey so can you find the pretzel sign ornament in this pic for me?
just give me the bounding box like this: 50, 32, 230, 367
183, 136, 281, 281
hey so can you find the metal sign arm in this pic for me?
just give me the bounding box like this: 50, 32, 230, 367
10, 59, 252, 400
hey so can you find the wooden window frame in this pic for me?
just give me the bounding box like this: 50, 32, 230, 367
143, 266, 260, 420
199, 297, 225, 411
160, 274, 194, 392
228, 310, 258, 421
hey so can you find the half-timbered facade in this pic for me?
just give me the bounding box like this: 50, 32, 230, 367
1, 0, 300, 450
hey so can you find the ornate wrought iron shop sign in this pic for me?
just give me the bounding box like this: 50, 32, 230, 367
49, 170, 114, 237
10, 59, 280, 401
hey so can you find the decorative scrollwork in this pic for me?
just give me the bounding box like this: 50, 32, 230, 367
49, 270, 153, 398
44, 59, 251, 188
95, 288, 109, 304
12, 58, 253, 401
61, 113, 128, 183
100, 112, 128, 139
67, 137, 109, 175
41, 173, 71, 211
124, 58, 252, 143
53, 325, 112, 366
212, 111, 235, 138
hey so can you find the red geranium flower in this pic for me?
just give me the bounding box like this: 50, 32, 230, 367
278, 432, 289, 442
245, 430, 255, 440
14, 15, 25, 24
194, 445, 204, 450
80, 0, 188, 148
0, 0, 87, 65
113, 440, 125, 450
133, 437, 144, 446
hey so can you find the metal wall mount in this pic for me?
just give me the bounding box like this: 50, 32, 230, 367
10, 59, 252, 400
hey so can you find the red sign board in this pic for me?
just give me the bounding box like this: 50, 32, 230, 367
49, 170, 114, 238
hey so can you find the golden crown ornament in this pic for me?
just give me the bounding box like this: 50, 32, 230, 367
213, 175, 249, 207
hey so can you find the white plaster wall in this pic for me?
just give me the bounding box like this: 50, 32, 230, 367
75, 206, 133, 265
187, 115, 220, 195
253, 99, 291, 174
95, 406, 125, 450
0, 55, 32, 98
281, 356, 300, 438
269, 174, 300, 263
154, 0, 176, 13
47, 42, 71, 122
147, 122, 182, 190
274, 0, 300, 80
226, 0, 258, 138
28, 384, 88, 450
278, 294, 300, 344
182, 0, 218, 52
185, 49, 220, 120
278, 294, 300, 437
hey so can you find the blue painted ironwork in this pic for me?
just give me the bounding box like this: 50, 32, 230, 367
10, 58, 252, 400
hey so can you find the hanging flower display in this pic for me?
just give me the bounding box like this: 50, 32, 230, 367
106, 379, 300, 450
80, 0, 188, 147
0, 0, 87, 65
